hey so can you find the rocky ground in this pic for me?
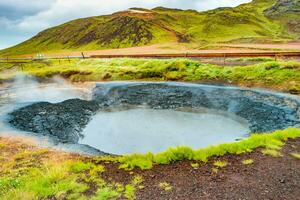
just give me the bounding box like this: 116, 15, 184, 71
132, 139, 300, 200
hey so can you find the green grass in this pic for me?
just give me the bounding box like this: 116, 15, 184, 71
242, 159, 254, 165
0, 58, 299, 94
191, 163, 200, 169
158, 182, 172, 191
262, 149, 282, 157
0, 0, 298, 56
290, 153, 300, 160
117, 128, 300, 169
213, 160, 228, 168
1, 128, 300, 199
0, 154, 140, 200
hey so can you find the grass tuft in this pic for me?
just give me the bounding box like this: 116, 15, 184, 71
262, 149, 282, 157
191, 163, 200, 169
290, 153, 300, 160
213, 160, 228, 168
159, 182, 172, 191
117, 128, 300, 169
242, 159, 254, 165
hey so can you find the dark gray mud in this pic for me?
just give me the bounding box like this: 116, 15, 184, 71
7, 82, 300, 153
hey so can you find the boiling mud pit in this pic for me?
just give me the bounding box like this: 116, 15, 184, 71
80, 108, 249, 154
1, 80, 300, 155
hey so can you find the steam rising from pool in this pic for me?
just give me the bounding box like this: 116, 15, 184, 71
2, 80, 299, 156
79, 108, 250, 155
0, 75, 93, 153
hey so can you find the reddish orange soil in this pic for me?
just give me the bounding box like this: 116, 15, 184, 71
14, 42, 300, 59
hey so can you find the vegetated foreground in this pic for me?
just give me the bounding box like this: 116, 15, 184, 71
0, 128, 300, 200
0, 58, 300, 95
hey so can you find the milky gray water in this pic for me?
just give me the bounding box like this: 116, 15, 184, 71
79, 108, 250, 155
0, 79, 250, 155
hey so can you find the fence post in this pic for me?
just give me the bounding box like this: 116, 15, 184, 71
81, 52, 85, 59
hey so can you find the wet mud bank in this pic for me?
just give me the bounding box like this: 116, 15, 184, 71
7, 82, 300, 154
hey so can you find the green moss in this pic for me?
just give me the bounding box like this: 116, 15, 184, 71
1, 128, 300, 199
191, 163, 200, 169
0, 163, 88, 200
116, 128, 300, 169
1, 58, 299, 93
69, 161, 95, 173
0, 0, 298, 56
92, 187, 120, 200
262, 149, 282, 157
290, 153, 300, 160
158, 182, 172, 191
213, 160, 228, 168
242, 159, 254, 165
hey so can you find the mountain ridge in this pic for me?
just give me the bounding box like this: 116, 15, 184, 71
1, 0, 299, 56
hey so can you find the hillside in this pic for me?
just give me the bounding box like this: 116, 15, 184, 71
1, 0, 299, 56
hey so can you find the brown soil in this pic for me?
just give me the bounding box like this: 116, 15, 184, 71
133, 139, 300, 200
1, 135, 299, 200
14, 42, 300, 59
220, 42, 300, 51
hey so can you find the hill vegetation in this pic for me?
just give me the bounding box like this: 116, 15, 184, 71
0, 0, 299, 56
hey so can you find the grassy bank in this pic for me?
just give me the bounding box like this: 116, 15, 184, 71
0, 58, 300, 94
116, 128, 300, 169
0, 128, 300, 200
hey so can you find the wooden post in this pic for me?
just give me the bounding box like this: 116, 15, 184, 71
81, 52, 85, 59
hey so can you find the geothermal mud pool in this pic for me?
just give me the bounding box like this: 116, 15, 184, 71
1, 80, 300, 155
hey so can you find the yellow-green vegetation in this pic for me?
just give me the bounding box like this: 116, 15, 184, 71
117, 128, 300, 169
242, 159, 254, 165
0, 147, 142, 200
191, 162, 200, 169
213, 160, 228, 168
0, 0, 299, 56
290, 153, 300, 160
0, 58, 299, 94
1, 128, 300, 199
262, 149, 283, 157
158, 182, 172, 191
212, 168, 219, 174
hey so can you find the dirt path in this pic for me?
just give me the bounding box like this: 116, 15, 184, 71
13, 42, 300, 59
221, 42, 300, 51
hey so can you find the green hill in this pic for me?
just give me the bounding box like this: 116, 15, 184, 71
1, 0, 299, 56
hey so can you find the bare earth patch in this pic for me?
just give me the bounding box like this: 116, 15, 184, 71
13, 42, 300, 59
